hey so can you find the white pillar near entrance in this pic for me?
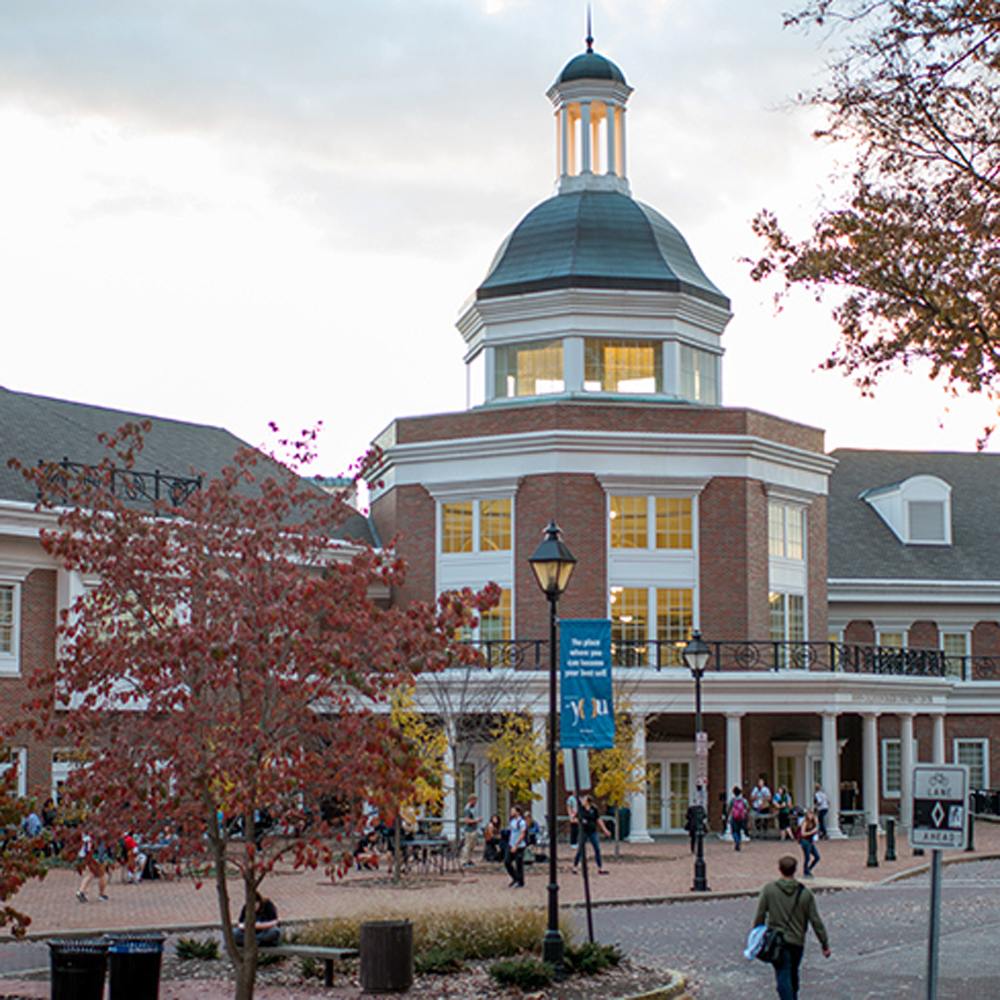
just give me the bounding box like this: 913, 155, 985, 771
531, 714, 548, 832
821, 711, 845, 838
899, 712, 916, 831
442, 727, 458, 840
720, 713, 744, 841
628, 713, 653, 842
932, 713, 946, 764
862, 712, 881, 830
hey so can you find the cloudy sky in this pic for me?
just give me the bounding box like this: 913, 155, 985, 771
2, 0, 997, 481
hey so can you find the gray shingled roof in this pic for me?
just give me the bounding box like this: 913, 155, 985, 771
477, 190, 729, 309
0, 385, 376, 546
828, 449, 1000, 581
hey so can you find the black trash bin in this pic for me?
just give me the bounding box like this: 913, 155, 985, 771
617, 806, 631, 840
107, 933, 166, 1000
360, 919, 413, 993
49, 938, 108, 1000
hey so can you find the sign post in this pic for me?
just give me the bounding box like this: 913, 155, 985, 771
910, 764, 969, 1000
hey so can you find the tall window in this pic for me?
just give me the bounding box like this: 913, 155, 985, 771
0, 748, 26, 797
882, 739, 902, 797
656, 498, 693, 549
480, 500, 512, 551
646, 762, 663, 830
679, 344, 719, 404
942, 633, 968, 678
441, 499, 511, 554
494, 340, 564, 398
611, 496, 693, 550
0, 584, 17, 673
441, 502, 474, 554
955, 739, 988, 789
769, 503, 805, 560
610, 497, 648, 548
770, 593, 805, 667
657, 589, 693, 666
611, 587, 648, 665
480, 589, 512, 644
585, 339, 662, 394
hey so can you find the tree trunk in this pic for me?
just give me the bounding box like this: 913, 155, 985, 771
393, 810, 402, 881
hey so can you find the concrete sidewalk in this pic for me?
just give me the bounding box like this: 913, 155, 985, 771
2, 823, 997, 998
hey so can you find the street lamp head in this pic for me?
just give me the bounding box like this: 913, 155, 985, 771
683, 629, 711, 676
529, 521, 577, 598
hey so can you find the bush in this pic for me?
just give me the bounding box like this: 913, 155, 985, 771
488, 955, 554, 989
564, 940, 624, 976
175, 937, 219, 961
414, 945, 464, 975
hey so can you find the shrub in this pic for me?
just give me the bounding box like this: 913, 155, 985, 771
414, 945, 464, 975
563, 940, 624, 976
175, 937, 220, 961
488, 955, 554, 990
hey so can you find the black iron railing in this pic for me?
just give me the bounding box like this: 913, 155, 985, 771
464, 639, 1000, 681
39, 459, 202, 508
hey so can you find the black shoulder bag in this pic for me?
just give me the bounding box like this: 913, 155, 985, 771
756, 884, 804, 965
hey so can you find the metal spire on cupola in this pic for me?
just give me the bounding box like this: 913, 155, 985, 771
546, 12, 633, 196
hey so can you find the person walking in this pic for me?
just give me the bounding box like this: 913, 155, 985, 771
797, 809, 821, 877
753, 854, 831, 1000
813, 785, 830, 839
460, 793, 481, 866
75, 832, 110, 902
728, 786, 749, 850
572, 793, 610, 874
504, 805, 527, 888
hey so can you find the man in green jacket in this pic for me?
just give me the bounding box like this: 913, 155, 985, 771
753, 855, 831, 999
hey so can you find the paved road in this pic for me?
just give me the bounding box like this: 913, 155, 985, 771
580, 858, 1000, 998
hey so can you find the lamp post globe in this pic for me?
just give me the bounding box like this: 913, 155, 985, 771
528, 521, 577, 969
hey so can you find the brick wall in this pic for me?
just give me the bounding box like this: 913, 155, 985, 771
808, 496, 829, 642
909, 621, 939, 649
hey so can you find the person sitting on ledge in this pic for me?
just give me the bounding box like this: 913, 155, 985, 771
234, 895, 281, 948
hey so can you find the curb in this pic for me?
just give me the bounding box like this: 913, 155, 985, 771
623, 969, 688, 1000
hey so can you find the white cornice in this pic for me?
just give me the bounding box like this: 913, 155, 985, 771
829, 578, 1000, 604
423, 477, 521, 501
0, 501, 57, 538
597, 473, 711, 495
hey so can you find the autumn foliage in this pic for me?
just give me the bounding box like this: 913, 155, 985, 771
9, 422, 492, 1000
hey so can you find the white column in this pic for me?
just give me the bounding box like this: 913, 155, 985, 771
563, 336, 584, 393
900, 712, 916, 831
581, 102, 592, 173
932, 713, 946, 764
442, 727, 458, 840
619, 106, 627, 178
605, 101, 616, 175
560, 106, 570, 176
628, 714, 652, 842
531, 714, 547, 832
720, 713, 743, 841
863, 712, 881, 830
821, 711, 844, 838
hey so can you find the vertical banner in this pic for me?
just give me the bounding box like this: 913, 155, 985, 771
560, 619, 614, 749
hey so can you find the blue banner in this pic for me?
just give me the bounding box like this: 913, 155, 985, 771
560, 619, 614, 749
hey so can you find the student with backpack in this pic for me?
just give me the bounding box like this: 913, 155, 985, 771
728, 786, 749, 850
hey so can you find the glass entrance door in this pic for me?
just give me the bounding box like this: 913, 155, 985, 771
669, 761, 691, 832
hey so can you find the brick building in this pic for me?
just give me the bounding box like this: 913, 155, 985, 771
3, 40, 1000, 843
366, 41, 1000, 840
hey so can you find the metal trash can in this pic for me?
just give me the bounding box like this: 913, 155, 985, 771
360, 919, 413, 993
107, 933, 166, 1000
49, 938, 108, 1000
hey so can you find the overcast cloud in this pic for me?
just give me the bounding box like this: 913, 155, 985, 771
1, 0, 995, 481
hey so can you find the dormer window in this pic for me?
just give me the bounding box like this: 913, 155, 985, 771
862, 474, 952, 546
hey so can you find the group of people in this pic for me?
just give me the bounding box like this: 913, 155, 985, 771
75, 827, 176, 902
725, 779, 829, 878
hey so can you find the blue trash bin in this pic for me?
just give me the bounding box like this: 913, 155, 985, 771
108, 933, 165, 1000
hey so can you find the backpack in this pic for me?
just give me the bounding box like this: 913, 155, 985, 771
731, 797, 747, 821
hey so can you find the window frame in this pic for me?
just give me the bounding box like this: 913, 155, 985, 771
0, 580, 21, 676
609, 495, 693, 552
954, 738, 989, 789
439, 499, 512, 556
0, 747, 27, 798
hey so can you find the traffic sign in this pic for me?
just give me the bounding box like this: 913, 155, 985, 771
911, 764, 969, 850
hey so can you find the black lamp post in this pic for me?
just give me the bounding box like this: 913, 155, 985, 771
683, 629, 711, 893
529, 521, 577, 970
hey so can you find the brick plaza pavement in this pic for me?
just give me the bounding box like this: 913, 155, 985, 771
2, 824, 998, 998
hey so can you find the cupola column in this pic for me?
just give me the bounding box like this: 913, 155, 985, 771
560, 106, 571, 177
619, 106, 627, 178
605, 101, 617, 176
581, 101, 593, 174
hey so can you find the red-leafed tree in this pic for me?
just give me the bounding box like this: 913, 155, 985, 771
0, 764, 46, 938
10, 423, 491, 1000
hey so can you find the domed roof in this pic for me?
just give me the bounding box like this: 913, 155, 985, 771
556, 50, 627, 85
477, 190, 729, 308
